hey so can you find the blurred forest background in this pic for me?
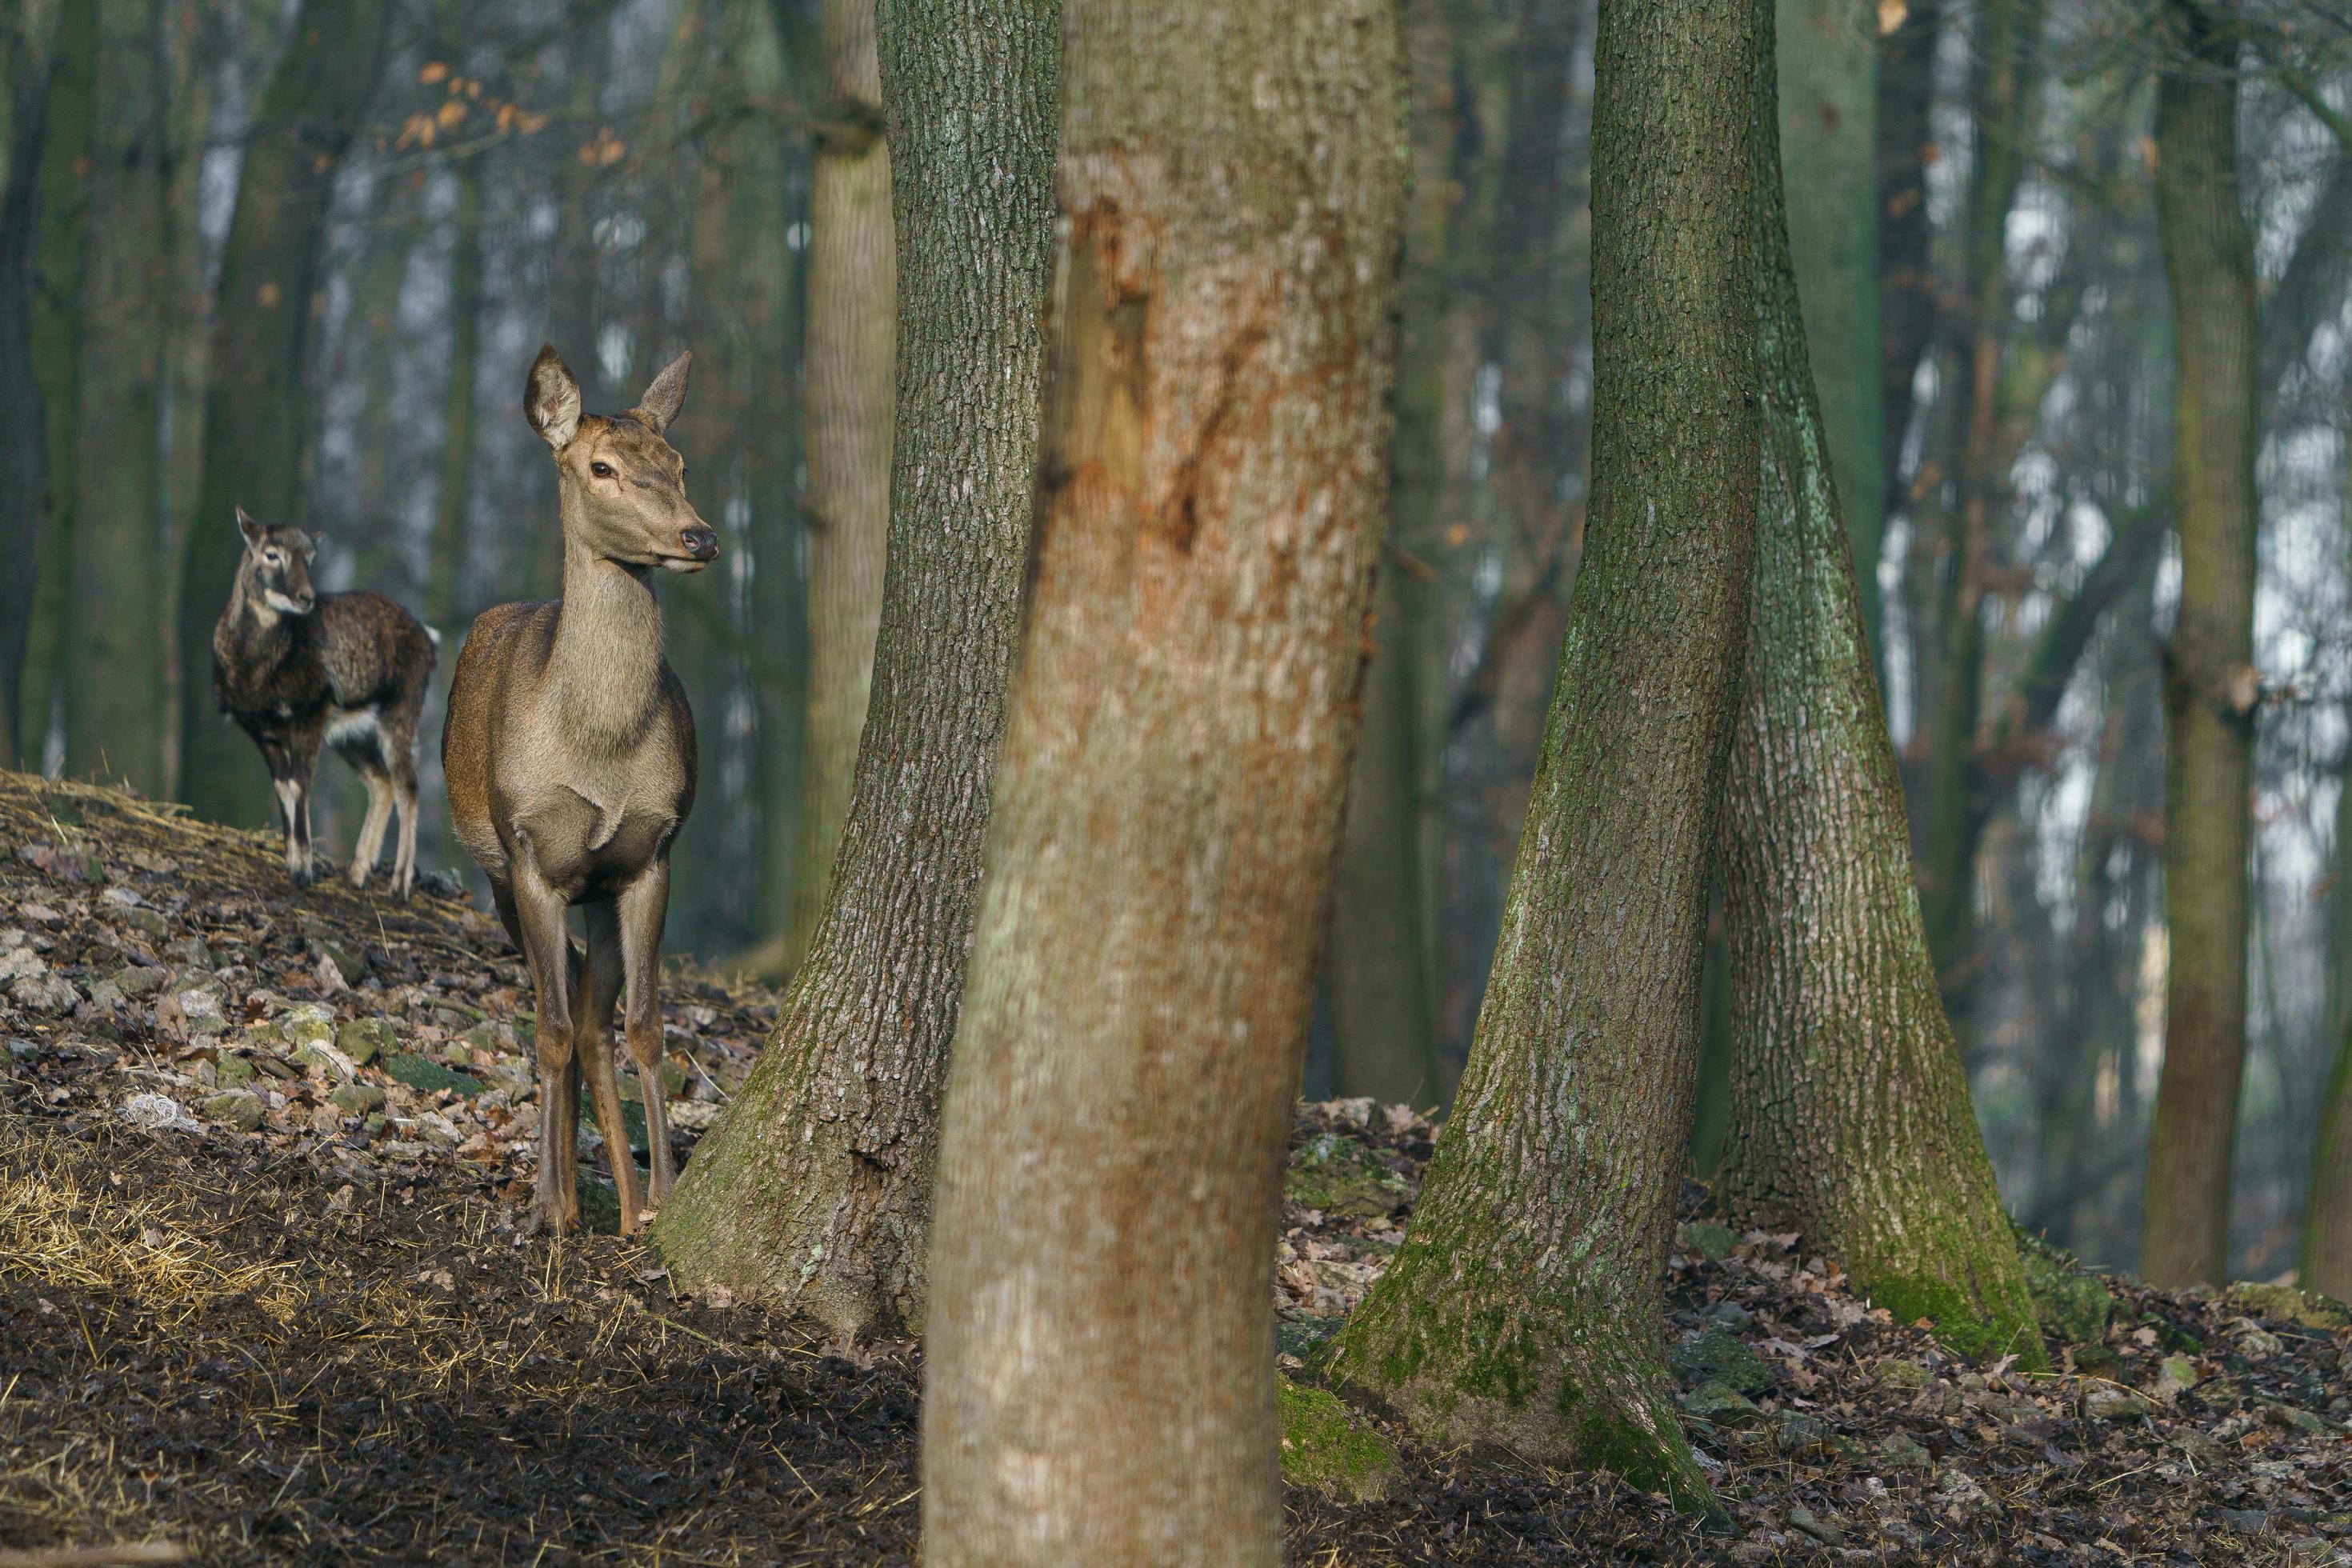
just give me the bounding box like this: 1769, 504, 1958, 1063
3, 0, 2352, 1283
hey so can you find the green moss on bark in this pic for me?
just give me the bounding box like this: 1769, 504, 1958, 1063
1278, 1378, 1398, 1502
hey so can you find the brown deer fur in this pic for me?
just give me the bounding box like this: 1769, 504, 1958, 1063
442, 345, 714, 1235
211, 508, 437, 898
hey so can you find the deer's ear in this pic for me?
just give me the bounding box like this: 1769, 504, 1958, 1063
297, 529, 320, 561
630, 350, 690, 434
525, 345, 582, 450
236, 506, 266, 551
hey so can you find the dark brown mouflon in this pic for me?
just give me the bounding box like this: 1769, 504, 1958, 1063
442, 344, 714, 1237
210, 507, 438, 898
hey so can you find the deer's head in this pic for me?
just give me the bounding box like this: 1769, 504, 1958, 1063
236, 506, 319, 616
525, 345, 717, 574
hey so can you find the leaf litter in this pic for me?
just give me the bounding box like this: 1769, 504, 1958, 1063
3, 772, 2349, 1563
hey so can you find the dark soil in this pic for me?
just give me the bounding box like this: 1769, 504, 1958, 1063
3, 770, 2350, 1565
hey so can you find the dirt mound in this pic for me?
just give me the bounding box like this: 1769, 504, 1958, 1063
5, 772, 2350, 1563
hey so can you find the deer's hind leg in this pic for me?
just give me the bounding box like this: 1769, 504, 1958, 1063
344, 758, 394, 891
389, 742, 422, 902
616, 858, 676, 1207
578, 899, 642, 1232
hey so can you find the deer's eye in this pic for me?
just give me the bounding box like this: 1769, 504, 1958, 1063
590, 461, 616, 479
263, 551, 281, 566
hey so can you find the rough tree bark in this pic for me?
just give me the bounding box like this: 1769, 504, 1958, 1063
919, 0, 1402, 1555
778, 0, 894, 975
1329, 0, 1758, 1509
2140, 0, 2257, 1290
650, 0, 1059, 1339
1778, 0, 1881, 655
177, 0, 393, 824
1712, 3, 2041, 1363
66, 0, 172, 793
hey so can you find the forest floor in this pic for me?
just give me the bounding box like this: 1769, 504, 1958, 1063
1, 769, 2349, 1566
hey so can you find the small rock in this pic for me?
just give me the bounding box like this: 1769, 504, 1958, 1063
5, 1037, 40, 1063
2256, 1398, 2327, 1434
114, 966, 166, 998
384, 1051, 488, 1098
1874, 1356, 1931, 1390
1670, 1328, 1774, 1396
292, 1039, 358, 1080
199, 1090, 266, 1133
118, 907, 169, 941
2216, 1508, 2270, 1535
670, 1100, 721, 1131
1878, 1432, 1932, 1471
2226, 1317, 2285, 1358
330, 1082, 386, 1115
167, 986, 226, 1038
2167, 1428, 2225, 1463
2222, 1282, 2352, 1332
1702, 1298, 1754, 1330
2154, 1354, 2200, 1402
2082, 1385, 2153, 1422
281, 1003, 337, 1049
336, 1017, 397, 1066
162, 937, 211, 968
214, 1052, 257, 1089
1786, 1504, 1843, 1546
121, 1091, 198, 1134
1769, 1409, 1830, 1454
307, 934, 365, 986
1682, 1381, 1762, 1426
1680, 1221, 1737, 1262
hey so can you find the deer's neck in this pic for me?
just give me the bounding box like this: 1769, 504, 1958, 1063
549, 534, 667, 749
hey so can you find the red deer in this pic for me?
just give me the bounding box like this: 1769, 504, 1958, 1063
442, 346, 714, 1235
210, 508, 437, 898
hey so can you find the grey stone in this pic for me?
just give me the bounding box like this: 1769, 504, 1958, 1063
199, 1090, 266, 1133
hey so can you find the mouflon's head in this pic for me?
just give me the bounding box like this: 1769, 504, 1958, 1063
235, 506, 318, 615
524, 344, 716, 573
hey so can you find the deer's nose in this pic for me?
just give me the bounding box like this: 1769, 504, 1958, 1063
679, 526, 718, 562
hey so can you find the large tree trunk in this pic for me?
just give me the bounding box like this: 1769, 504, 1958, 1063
1330, 0, 1758, 1510
778, 0, 894, 976
1712, 2, 2040, 1364
177, 0, 392, 824
14, 0, 90, 766
0, 1, 58, 767
66, 0, 173, 794
1778, 0, 1881, 658
919, 0, 1402, 1554
2139, 0, 2257, 1290
650, 0, 1059, 1339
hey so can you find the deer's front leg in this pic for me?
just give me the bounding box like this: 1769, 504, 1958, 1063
616, 858, 675, 1208
578, 898, 642, 1233
510, 866, 581, 1234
